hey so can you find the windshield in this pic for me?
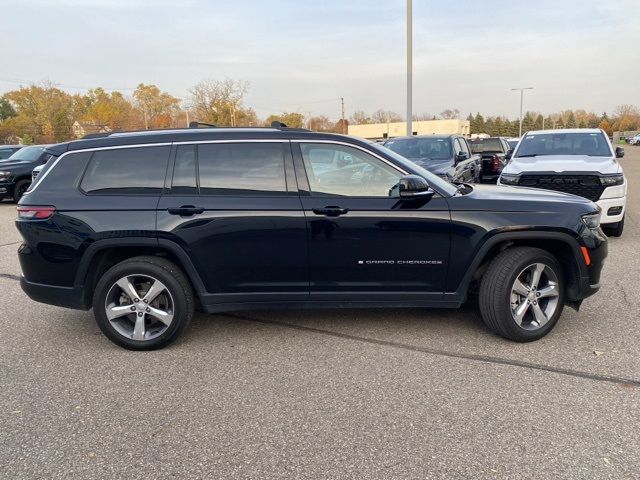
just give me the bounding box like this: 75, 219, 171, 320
515, 132, 612, 157
383, 137, 452, 161
368, 142, 459, 196
469, 138, 502, 153
5, 146, 45, 161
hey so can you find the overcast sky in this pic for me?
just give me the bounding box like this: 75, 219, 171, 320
2, 0, 638, 120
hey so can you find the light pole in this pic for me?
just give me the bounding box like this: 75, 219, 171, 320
511, 87, 533, 137
406, 0, 413, 136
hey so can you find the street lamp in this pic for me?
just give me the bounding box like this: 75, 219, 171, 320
406, 0, 413, 136
511, 87, 533, 137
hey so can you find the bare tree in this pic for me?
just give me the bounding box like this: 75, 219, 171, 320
439, 109, 460, 120
189, 78, 249, 126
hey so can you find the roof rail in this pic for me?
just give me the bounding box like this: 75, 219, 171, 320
189, 121, 217, 128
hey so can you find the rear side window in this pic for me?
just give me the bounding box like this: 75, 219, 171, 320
172, 145, 197, 194
27, 152, 90, 194
80, 146, 170, 194
197, 143, 287, 195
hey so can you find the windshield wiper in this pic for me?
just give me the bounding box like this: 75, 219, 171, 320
515, 154, 538, 158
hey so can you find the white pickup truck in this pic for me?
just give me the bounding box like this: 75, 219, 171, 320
498, 128, 627, 236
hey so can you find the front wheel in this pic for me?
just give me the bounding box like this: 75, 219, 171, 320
479, 247, 564, 342
93, 256, 195, 350
13, 179, 30, 202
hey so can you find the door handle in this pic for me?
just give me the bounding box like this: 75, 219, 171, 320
312, 206, 349, 217
167, 205, 205, 216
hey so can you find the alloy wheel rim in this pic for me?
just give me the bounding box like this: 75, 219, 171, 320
105, 274, 174, 341
510, 263, 560, 331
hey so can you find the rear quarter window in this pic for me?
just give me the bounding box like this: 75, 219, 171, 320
80, 146, 170, 195
27, 151, 91, 194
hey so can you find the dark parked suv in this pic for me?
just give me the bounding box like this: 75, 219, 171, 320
0, 145, 53, 202
17, 127, 607, 350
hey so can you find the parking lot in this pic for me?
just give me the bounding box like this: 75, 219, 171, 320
0, 148, 638, 479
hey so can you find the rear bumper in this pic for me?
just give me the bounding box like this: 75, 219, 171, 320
20, 276, 89, 310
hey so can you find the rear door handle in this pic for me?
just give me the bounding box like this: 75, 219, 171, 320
167, 205, 205, 217
312, 206, 349, 217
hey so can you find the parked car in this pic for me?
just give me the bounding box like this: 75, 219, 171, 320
628, 134, 640, 145
498, 129, 626, 237
468, 137, 512, 183
505, 137, 520, 151
0, 145, 53, 202
31, 163, 44, 181
0, 145, 23, 160
18, 127, 606, 350
382, 135, 480, 183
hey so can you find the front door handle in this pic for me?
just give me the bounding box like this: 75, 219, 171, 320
312, 206, 349, 217
167, 205, 205, 217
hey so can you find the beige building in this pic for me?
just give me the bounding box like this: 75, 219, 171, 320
348, 119, 470, 140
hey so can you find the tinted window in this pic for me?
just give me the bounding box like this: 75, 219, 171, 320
7, 146, 45, 161
28, 152, 92, 193
458, 138, 471, 157
301, 143, 402, 197
384, 137, 452, 161
470, 138, 503, 153
516, 132, 612, 157
171, 145, 197, 194
198, 143, 286, 195
80, 146, 170, 194
453, 139, 464, 155
0, 147, 20, 159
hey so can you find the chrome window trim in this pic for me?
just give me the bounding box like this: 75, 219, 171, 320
27, 138, 407, 195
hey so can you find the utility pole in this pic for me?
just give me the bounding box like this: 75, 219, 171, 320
406, 0, 413, 136
340, 97, 346, 134
511, 87, 533, 137
185, 109, 190, 128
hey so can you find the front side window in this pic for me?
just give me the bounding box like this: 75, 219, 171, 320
7, 146, 45, 161
80, 146, 170, 194
516, 132, 612, 157
197, 143, 287, 195
300, 143, 402, 197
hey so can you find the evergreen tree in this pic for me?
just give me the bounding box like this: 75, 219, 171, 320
544, 116, 554, 130
533, 114, 543, 130
556, 117, 566, 129
474, 112, 485, 134
521, 112, 535, 134
484, 117, 495, 136
578, 119, 587, 128
566, 112, 577, 128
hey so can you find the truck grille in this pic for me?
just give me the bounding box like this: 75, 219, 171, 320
518, 175, 604, 201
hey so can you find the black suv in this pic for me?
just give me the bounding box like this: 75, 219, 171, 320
468, 137, 512, 183
17, 127, 607, 350
383, 135, 481, 183
0, 145, 53, 202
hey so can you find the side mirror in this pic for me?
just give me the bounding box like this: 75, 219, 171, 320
398, 175, 434, 199
455, 153, 468, 163
615, 146, 625, 158
505, 150, 513, 160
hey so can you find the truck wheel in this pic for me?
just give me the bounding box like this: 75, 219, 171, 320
479, 247, 564, 342
605, 216, 624, 238
13, 179, 30, 202
93, 256, 195, 350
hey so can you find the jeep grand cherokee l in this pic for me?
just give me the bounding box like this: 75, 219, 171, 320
17, 127, 607, 350
498, 129, 627, 236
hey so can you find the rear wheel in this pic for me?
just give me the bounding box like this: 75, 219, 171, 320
13, 179, 30, 202
479, 247, 564, 342
93, 256, 194, 350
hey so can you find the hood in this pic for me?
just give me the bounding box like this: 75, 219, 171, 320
410, 158, 453, 175
503, 155, 620, 175
0, 159, 36, 170
450, 183, 597, 214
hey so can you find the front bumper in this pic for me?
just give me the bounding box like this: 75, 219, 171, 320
596, 183, 626, 225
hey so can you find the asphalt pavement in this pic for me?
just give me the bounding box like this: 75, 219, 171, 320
1, 147, 638, 479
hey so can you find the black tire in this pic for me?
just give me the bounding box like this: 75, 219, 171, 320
605, 216, 624, 237
93, 256, 194, 350
13, 179, 30, 202
479, 247, 564, 342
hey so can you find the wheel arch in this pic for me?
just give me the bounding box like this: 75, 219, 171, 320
451, 231, 587, 304
74, 238, 207, 308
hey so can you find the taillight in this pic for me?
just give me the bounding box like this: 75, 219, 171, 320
492, 155, 500, 172
17, 206, 56, 220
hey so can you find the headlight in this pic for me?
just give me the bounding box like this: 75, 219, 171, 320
500, 174, 519, 185
599, 174, 624, 186
0, 171, 10, 181
581, 213, 600, 229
